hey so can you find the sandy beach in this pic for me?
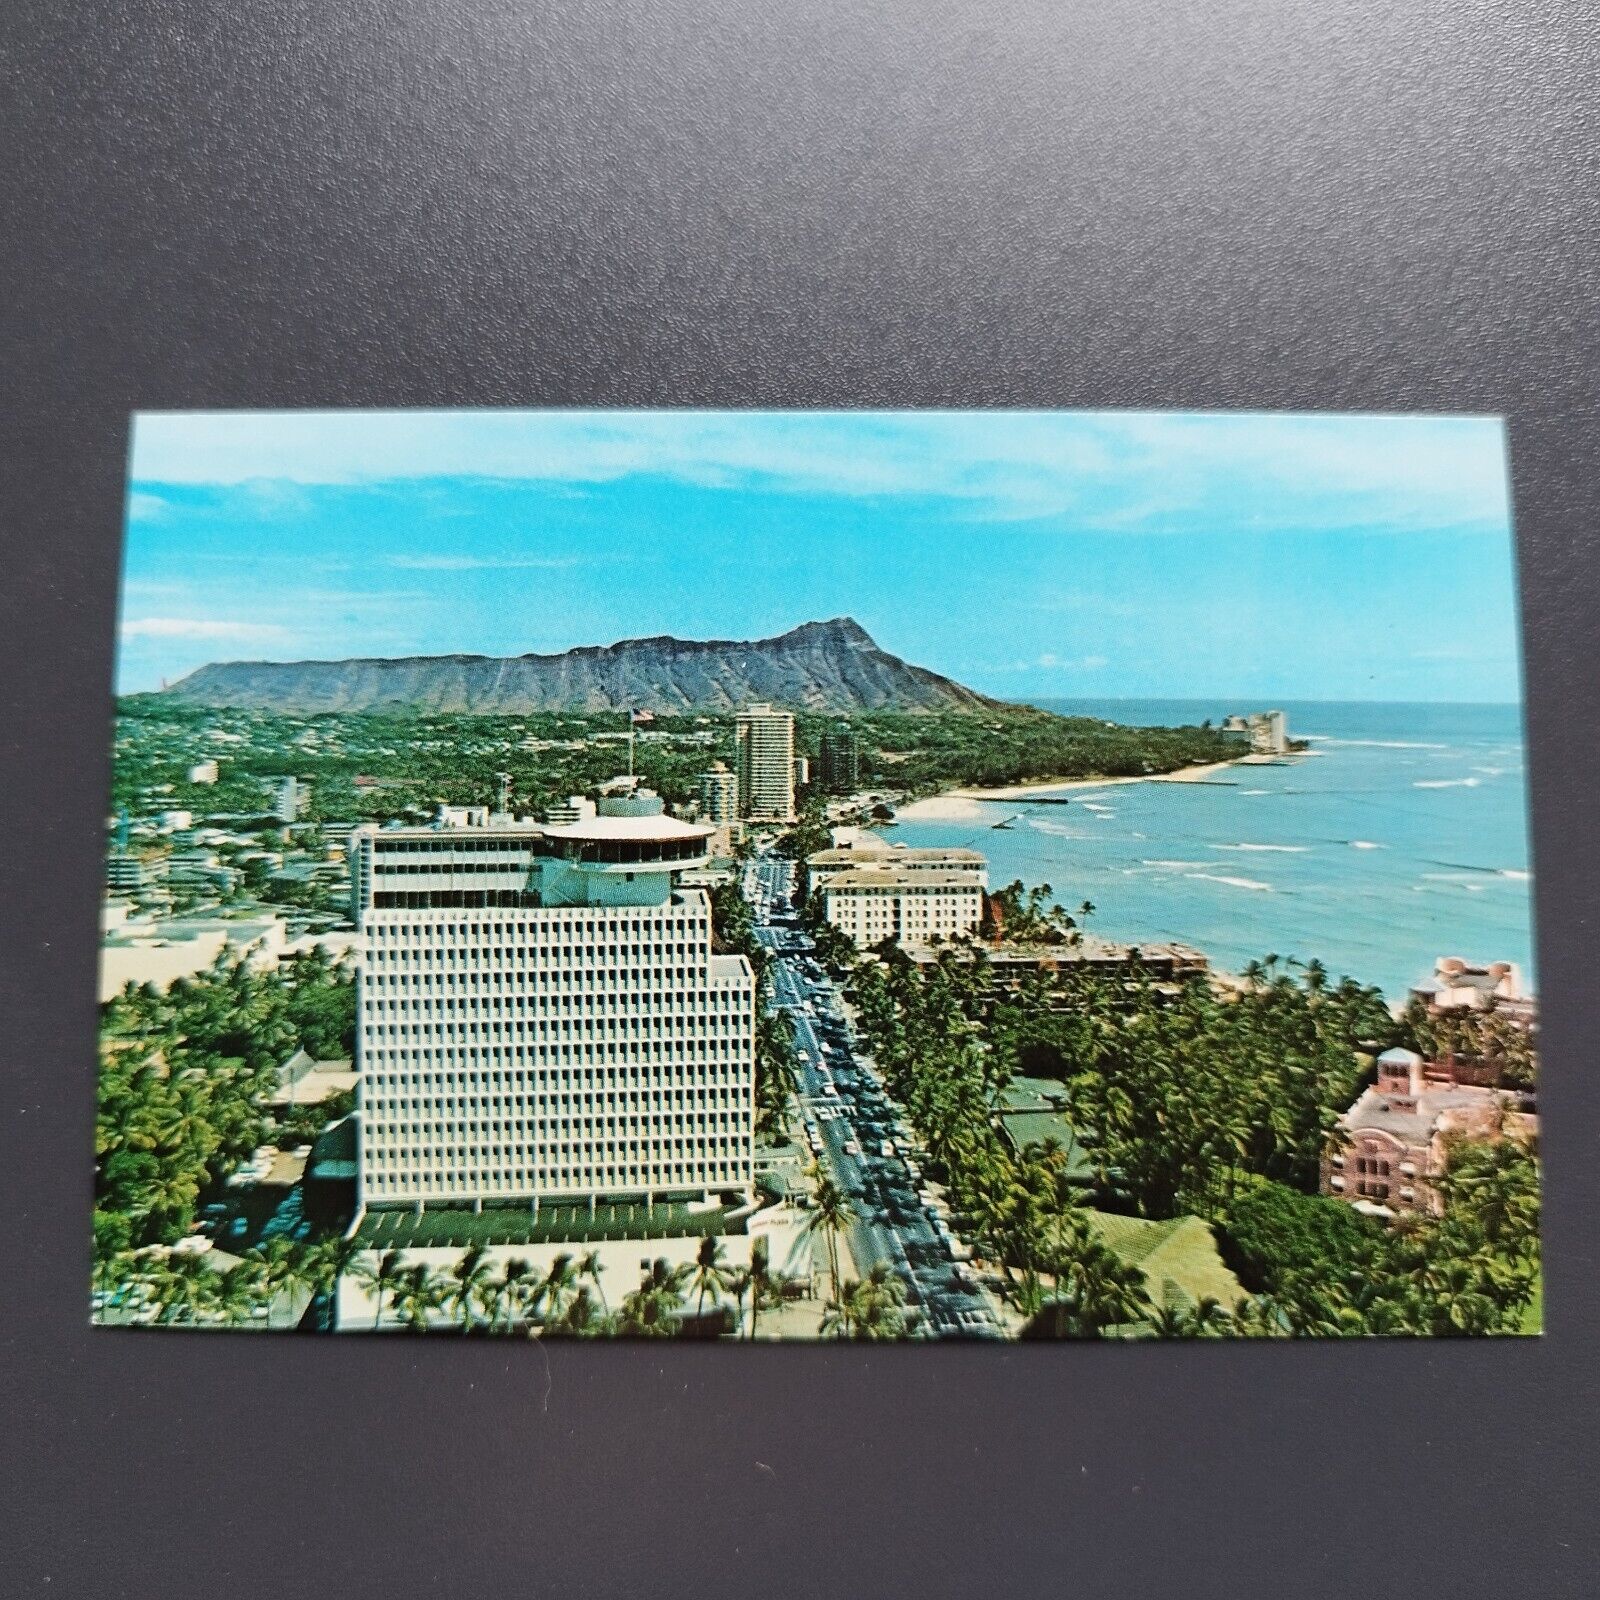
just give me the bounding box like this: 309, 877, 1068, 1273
894, 760, 1241, 821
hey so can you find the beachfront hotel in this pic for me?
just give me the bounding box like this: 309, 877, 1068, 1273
348, 787, 756, 1213
735, 703, 796, 822
807, 837, 988, 950
804, 840, 988, 896
820, 867, 986, 949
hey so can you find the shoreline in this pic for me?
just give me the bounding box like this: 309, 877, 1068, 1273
893, 759, 1242, 822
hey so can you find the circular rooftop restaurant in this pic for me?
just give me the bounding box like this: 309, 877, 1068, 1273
541, 810, 713, 869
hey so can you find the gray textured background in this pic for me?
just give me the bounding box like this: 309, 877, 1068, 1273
2, 2, 1597, 1595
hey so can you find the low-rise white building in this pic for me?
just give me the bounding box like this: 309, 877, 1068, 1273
820, 867, 986, 950
1410, 957, 1534, 1023
98, 904, 355, 1001
805, 839, 987, 897
333, 1201, 812, 1332
543, 795, 598, 827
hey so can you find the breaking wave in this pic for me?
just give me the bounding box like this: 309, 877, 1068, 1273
1308, 737, 1450, 750
1025, 819, 1086, 839
1211, 843, 1309, 854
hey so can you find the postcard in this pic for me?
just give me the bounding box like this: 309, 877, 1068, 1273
95, 409, 1538, 1338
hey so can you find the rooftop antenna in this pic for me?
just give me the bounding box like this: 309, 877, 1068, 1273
496, 772, 511, 813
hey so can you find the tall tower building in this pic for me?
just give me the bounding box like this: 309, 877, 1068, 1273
735, 703, 796, 822
819, 727, 861, 793
275, 777, 304, 824
697, 762, 738, 826
349, 788, 755, 1213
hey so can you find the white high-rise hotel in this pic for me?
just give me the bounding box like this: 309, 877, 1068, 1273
350, 787, 755, 1212
735, 703, 796, 821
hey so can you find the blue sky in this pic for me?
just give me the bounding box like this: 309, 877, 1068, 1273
119, 409, 1522, 702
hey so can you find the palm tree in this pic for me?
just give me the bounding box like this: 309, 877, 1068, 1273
688, 1235, 731, 1326
392, 1263, 443, 1333
746, 1237, 777, 1340
487, 1256, 536, 1333
726, 1264, 753, 1337
536, 1253, 580, 1328
1050, 1238, 1152, 1338
243, 1237, 299, 1305
819, 1288, 855, 1339
307, 1233, 363, 1303
556, 1284, 609, 1337
619, 1257, 690, 1337
215, 1263, 263, 1328
1189, 1295, 1232, 1336
446, 1245, 495, 1334
576, 1250, 609, 1319
803, 1175, 857, 1308
352, 1249, 408, 1331
154, 1252, 217, 1326
852, 1260, 907, 1340
1148, 1302, 1190, 1338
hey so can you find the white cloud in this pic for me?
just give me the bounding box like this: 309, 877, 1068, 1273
120, 617, 295, 643
385, 554, 585, 572
290, 588, 428, 603
126, 408, 1512, 536
125, 490, 170, 523
990, 651, 1113, 674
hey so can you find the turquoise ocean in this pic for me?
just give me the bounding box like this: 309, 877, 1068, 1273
884, 700, 1534, 1003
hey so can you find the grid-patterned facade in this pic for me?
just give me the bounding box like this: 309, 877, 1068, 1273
697, 764, 739, 825
818, 728, 861, 793
821, 870, 985, 950
735, 704, 796, 821
352, 818, 756, 1210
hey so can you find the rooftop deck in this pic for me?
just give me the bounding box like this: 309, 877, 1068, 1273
353, 1197, 749, 1252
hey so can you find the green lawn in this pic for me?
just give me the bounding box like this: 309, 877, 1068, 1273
999, 1111, 1094, 1179
1086, 1210, 1245, 1315
1519, 1271, 1543, 1335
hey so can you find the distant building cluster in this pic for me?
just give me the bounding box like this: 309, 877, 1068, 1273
98, 900, 354, 1001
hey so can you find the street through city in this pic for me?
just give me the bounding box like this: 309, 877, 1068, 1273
744, 854, 1001, 1338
